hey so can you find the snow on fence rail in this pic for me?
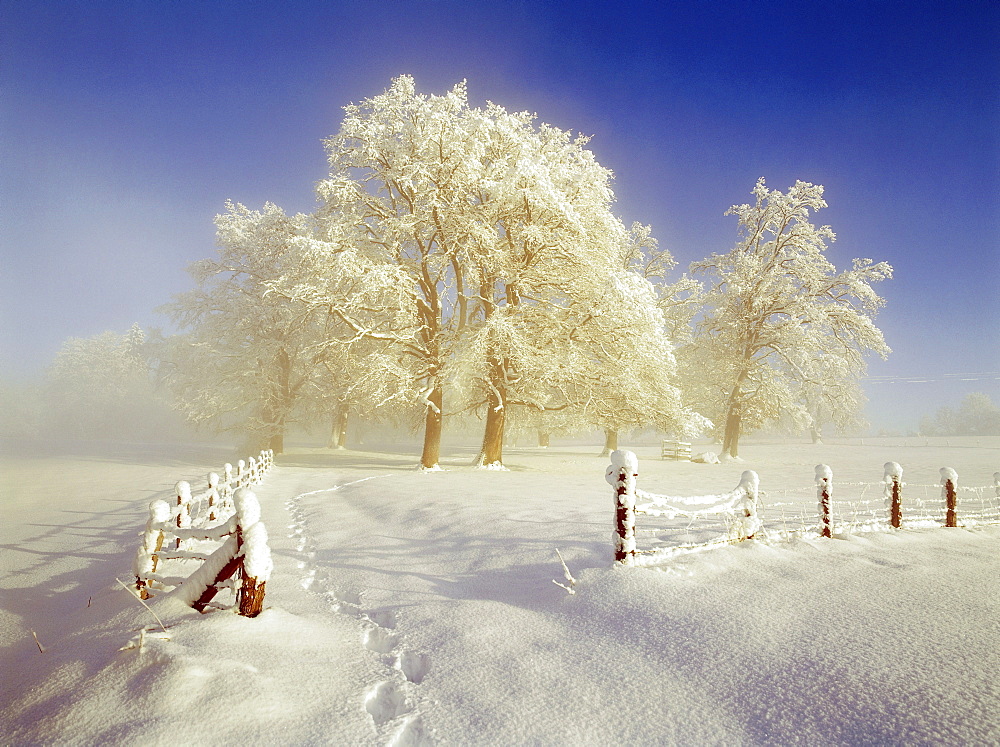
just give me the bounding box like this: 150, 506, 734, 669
133, 449, 274, 617
607, 450, 1000, 566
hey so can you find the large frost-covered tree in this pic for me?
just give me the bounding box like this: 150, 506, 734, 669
159, 202, 330, 453
317, 76, 687, 467
586, 222, 704, 455
442, 122, 688, 466
689, 178, 892, 458
257, 216, 422, 448
317, 77, 489, 468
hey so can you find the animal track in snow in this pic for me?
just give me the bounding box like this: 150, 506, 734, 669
396, 650, 431, 684
365, 680, 410, 725
363, 625, 400, 654
334, 589, 362, 606
389, 714, 434, 747
369, 609, 397, 629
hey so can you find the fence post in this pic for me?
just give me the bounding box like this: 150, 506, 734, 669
815, 465, 833, 538
207, 472, 220, 521
940, 468, 958, 527
732, 470, 762, 540
606, 450, 638, 566
237, 460, 246, 487
175, 481, 192, 549
234, 487, 271, 617
134, 499, 171, 599
884, 462, 903, 529
221, 463, 234, 510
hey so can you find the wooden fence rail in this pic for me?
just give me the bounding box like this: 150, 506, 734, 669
608, 450, 1000, 565
133, 449, 274, 617
607, 450, 761, 566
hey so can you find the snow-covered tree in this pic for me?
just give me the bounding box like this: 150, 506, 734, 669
689, 178, 892, 458
316, 77, 494, 468
44, 324, 175, 439
253, 199, 425, 450
548, 268, 691, 457
957, 392, 1000, 435
159, 202, 330, 453
580, 222, 704, 455
799, 355, 868, 442
443, 121, 687, 466
317, 76, 687, 467
921, 392, 1000, 436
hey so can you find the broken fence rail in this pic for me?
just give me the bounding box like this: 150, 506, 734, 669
133, 449, 274, 617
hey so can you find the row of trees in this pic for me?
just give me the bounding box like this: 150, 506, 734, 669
0, 323, 187, 442
32, 77, 894, 464
919, 393, 1000, 436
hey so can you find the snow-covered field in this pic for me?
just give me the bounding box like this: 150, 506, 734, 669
2, 437, 998, 745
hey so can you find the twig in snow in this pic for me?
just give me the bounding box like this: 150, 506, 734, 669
552, 549, 577, 595
116, 578, 169, 635
31, 630, 45, 653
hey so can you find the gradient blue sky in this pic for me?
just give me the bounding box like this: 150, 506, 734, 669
2, 0, 997, 431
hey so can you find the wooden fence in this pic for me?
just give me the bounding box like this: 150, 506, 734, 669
660, 439, 692, 461
608, 450, 1000, 566
133, 449, 274, 617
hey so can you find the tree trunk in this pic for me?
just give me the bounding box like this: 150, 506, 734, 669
478, 398, 506, 466
538, 431, 550, 448
722, 405, 741, 458
476, 357, 506, 466
420, 386, 443, 469
327, 407, 348, 449
263, 348, 292, 455
259, 399, 286, 455
722, 377, 745, 458
599, 429, 618, 458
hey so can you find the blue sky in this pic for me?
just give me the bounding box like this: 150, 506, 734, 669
1, 0, 997, 431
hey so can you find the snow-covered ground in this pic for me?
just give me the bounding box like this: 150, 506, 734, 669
2, 437, 998, 745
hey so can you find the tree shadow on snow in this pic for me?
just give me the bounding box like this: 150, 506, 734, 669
309, 530, 610, 613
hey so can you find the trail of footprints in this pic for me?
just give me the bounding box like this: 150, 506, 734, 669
285, 492, 434, 746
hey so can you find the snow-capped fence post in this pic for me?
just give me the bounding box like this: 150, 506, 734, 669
941, 468, 958, 527
607, 450, 638, 566
207, 472, 220, 522
189, 488, 271, 616
732, 470, 762, 540
175, 480, 192, 549
134, 500, 171, 600
237, 460, 246, 488
219, 462, 235, 513
237, 490, 272, 618
884, 462, 903, 529
816, 465, 833, 538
